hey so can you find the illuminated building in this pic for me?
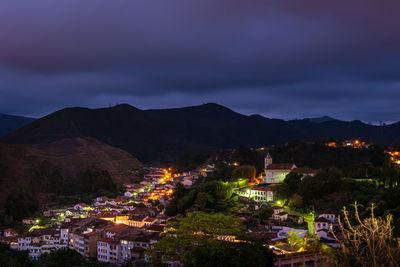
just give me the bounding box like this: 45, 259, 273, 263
264, 154, 296, 184
234, 186, 274, 202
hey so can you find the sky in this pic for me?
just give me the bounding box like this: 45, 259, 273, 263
0, 0, 400, 122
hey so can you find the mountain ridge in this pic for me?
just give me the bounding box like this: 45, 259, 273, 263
0, 113, 36, 137
2, 103, 400, 163
303, 115, 338, 123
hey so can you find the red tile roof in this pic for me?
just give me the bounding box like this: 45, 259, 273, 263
82, 231, 99, 237
98, 237, 119, 245
144, 217, 157, 222
106, 224, 129, 234
252, 187, 270, 192
266, 163, 296, 170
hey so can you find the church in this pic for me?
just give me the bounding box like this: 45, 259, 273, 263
263, 153, 296, 184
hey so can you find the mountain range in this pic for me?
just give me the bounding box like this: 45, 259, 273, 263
0, 113, 35, 137
2, 103, 400, 163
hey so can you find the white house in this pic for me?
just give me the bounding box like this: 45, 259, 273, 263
314, 217, 332, 234
17, 229, 61, 260
272, 206, 284, 215
272, 211, 288, 221
314, 210, 338, 245
97, 238, 121, 264
234, 186, 274, 202
318, 210, 336, 222
263, 154, 296, 184
4, 228, 18, 238
60, 228, 69, 246
271, 206, 288, 221
22, 218, 36, 225
182, 179, 193, 187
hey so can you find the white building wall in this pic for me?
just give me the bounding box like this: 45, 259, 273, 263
265, 170, 290, 184
319, 214, 336, 222
98, 241, 110, 262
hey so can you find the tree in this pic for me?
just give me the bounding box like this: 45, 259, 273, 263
276, 232, 334, 264
274, 172, 302, 202
332, 202, 400, 266
172, 153, 209, 173
146, 212, 275, 266
0, 244, 31, 267
284, 172, 302, 194
78, 168, 117, 195
35, 248, 110, 266
213, 181, 232, 200
206, 162, 235, 182
298, 168, 342, 205
183, 238, 274, 267
232, 165, 256, 183
5, 192, 38, 221
290, 193, 303, 208
274, 182, 291, 200
36, 249, 85, 267
195, 192, 215, 209
253, 207, 274, 220
172, 182, 186, 199
382, 160, 399, 188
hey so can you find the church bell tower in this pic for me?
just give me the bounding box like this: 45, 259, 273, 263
264, 153, 272, 169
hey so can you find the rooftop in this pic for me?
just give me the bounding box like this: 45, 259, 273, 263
314, 217, 331, 223
266, 163, 296, 170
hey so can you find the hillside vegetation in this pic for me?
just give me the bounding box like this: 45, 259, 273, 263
0, 137, 142, 207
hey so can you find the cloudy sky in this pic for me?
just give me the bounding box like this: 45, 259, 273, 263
0, 0, 399, 122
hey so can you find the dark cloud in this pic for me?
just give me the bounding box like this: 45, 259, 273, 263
0, 0, 400, 121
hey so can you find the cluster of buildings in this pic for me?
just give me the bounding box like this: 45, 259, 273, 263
0, 153, 346, 266
243, 207, 340, 266
234, 153, 316, 203
387, 150, 400, 165
1, 167, 185, 264
326, 139, 372, 149
124, 166, 211, 203
15, 216, 165, 264
232, 152, 341, 263
2, 165, 219, 264
6, 195, 172, 264
313, 210, 340, 248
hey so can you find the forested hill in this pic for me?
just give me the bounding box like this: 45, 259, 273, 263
0, 113, 35, 137
0, 137, 142, 207
2, 103, 400, 162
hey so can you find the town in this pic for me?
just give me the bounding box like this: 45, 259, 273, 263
2, 0, 400, 265
2, 137, 398, 266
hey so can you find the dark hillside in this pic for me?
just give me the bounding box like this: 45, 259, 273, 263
2, 103, 399, 162
0, 113, 35, 137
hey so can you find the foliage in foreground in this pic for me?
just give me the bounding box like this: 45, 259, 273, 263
333, 202, 400, 266
146, 211, 275, 267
